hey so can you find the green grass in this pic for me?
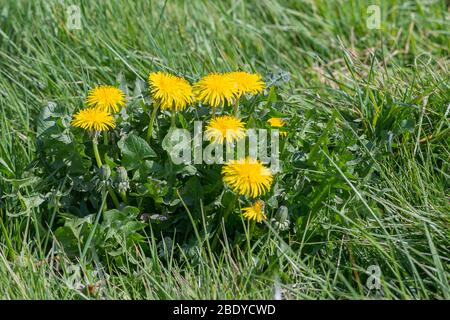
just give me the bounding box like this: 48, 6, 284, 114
0, 0, 449, 299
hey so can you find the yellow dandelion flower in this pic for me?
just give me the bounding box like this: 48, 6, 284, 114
242, 200, 266, 223
267, 117, 284, 127
148, 72, 193, 111
227, 71, 265, 97
222, 157, 273, 198
267, 117, 288, 137
86, 85, 126, 113
71, 108, 115, 131
205, 115, 246, 145
194, 73, 238, 108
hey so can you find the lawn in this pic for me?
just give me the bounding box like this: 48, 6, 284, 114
0, 0, 449, 299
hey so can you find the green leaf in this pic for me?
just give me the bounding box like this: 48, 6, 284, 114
118, 133, 156, 170
36, 102, 57, 137
307, 115, 336, 166
103, 206, 140, 227
0, 158, 14, 177
180, 177, 203, 206
37, 102, 68, 138
102, 206, 144, 239
54, 226, 81, 257
161, 127, 177, 152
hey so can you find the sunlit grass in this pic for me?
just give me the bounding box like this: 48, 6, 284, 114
0, 0, 448, 299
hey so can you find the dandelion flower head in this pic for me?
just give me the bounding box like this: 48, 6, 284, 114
86, 85, 126, 113
148, 72, 193, 111
205, 115, 246, 145
71, 107, 115, 132
227, 71, 265, 97
242, 200, 266, 223
194, 73, 238, 108
222, 157, 273, 198
267, 117, 288, 137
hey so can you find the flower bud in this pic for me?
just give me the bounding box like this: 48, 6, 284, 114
270, 206, 290, 231
275, 206, 288, 223
99, 164, 111, 181
115, 166, 130, 193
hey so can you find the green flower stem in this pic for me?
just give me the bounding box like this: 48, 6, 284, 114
119, 190, 128, 204
107, 185, 120, 209
103, 131, 108, 146
147, 103, 159, 142
233, 98, 239, 115
92, 136, 120, 209
171, 110, 176, 128
242, 219, 257, 253
249, 219, 256, 240
92, 138, 103, 168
